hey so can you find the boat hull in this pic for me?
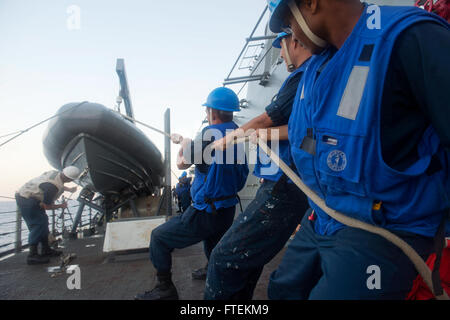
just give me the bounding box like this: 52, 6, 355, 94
43, 102, 164, 196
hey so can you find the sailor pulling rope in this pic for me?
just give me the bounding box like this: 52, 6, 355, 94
232, 136, 449, 301
3, 102, 447, 299
127, 114, 448, 300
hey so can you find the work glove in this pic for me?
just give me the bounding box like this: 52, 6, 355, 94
171, 133, 183, 144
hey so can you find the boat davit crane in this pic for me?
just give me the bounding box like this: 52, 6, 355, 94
42, 59, 167, 237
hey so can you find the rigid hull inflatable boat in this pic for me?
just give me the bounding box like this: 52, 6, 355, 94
42, 102, 164, 197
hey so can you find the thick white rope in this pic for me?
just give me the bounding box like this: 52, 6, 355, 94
108, 112, 448, 300
115, 111, 171, 138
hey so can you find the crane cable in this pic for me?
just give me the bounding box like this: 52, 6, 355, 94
0, 101, 89, 149
116, 112, 171, 138
0, 103, 166, 152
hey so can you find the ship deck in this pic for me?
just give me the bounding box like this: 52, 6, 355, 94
0, 225, 286, 300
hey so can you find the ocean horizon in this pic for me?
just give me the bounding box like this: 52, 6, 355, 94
0, 199, 92, 256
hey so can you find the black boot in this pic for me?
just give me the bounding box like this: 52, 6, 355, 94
192, 263, 208, 280
27, 245, 50, 265
135, 272, 179, 300
40, 238, 62, 257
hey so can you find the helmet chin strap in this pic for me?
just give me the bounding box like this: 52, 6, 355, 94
209, 108, 214, 125
288, 0, 327, 48
281, 38, 296, 72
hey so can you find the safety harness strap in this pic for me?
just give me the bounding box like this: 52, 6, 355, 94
271, 162, 298, 197
204, 194, 242, 215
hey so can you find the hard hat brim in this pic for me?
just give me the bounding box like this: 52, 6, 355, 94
269, 1, 289, 33
63, 173, 79, 180
202, 103, 240, 112
62, 166, 81, 180
273, 31, 291, 49
272, 38, 282, 49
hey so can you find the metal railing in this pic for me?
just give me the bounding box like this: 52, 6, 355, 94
0, 198, 97, 258
223, 5, 276, 94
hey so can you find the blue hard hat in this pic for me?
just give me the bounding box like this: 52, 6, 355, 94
180, 171, 187, 179
267, 0, 290, 33
272, 32, 291, 49
202, 87, 240, 112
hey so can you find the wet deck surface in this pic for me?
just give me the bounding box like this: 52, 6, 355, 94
0, 228, 286, 300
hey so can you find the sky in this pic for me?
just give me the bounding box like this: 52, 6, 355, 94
0, 0, 269, 199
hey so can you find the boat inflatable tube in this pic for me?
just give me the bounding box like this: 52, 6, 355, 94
43, 102, 164, 196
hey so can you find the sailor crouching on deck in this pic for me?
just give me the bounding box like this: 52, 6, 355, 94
135, 87, 249, 300
204, 31, 311, 300
265, 0, 450, 299
15, 166, 80, 265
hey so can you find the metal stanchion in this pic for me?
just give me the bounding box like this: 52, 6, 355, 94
164, 108, 172, 218
15, 206, 22, 253
52, 210, 56, 236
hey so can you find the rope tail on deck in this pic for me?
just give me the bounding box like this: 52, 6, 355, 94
115, 114, 449, 300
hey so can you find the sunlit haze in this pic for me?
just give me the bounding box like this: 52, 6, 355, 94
0, 0, 267, 199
